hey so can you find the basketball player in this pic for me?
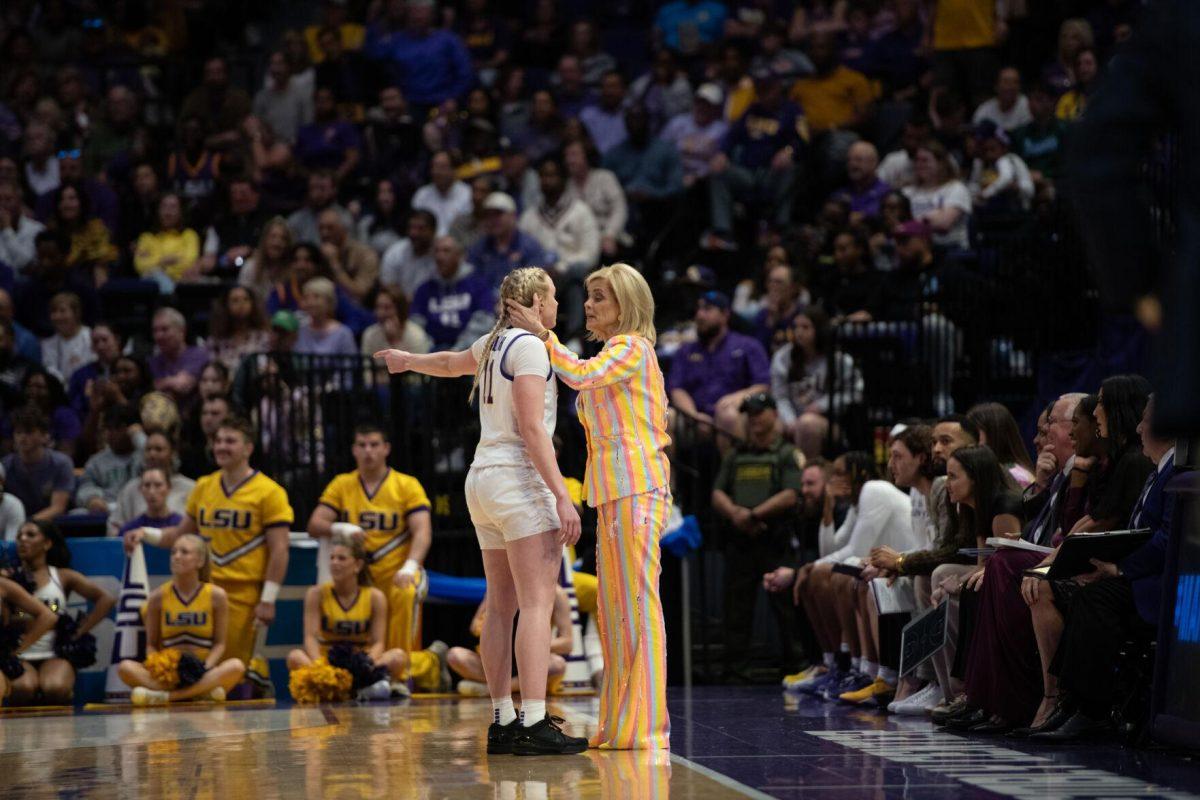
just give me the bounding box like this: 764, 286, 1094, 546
376, 266, 587, 756
307, 424, 446, 694
124, 416, 292, 690
287, 532, 408, 701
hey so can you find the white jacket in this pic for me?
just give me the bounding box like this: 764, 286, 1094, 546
818, 480, 918, 564
519, 195, 600, 275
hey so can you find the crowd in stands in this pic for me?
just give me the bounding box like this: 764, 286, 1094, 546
0, 0, 1177, 739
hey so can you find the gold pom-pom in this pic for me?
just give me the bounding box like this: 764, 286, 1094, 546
288, 658, 353, 704
145, 649, 182, 690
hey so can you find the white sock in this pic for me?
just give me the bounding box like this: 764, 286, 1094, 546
823, 652, 835, 668
492, 697, 516, 726
839, 642, 851, 653
850, 656, 861, 673
521, 700, 546, 727
879, 667, 898, 685
861, 660, 878, 678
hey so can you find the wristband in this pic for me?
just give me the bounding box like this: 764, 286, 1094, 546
142, 527, 163, 546
260, 581, 281, 604
330, 522, 363, 537
399, 559, 420, 577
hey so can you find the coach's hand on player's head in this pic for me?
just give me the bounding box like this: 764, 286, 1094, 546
555, 496, 581, 547
504, 298, 542, 335
374, 349, 413, 374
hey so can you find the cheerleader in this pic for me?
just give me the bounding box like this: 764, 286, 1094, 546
286, 533, 408, 701
0, 575, 57, 700
117, 534, 247, 704
10, 520, 115, 706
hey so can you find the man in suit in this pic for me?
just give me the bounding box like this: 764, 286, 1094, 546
1035, 394, 1178, 741
1023, 393, 1086, 546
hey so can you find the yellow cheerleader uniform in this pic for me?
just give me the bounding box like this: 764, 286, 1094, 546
316, 582, 374, 654
159, 580, 216, 660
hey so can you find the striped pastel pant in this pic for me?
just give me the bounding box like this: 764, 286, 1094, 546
592, 488, 672, 750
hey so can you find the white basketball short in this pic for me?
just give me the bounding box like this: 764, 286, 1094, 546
465, 464, 560, 550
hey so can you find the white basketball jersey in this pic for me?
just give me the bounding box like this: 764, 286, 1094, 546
470, 328, 557, 468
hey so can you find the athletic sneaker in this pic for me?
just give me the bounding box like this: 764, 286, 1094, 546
783, 665, 823, 690
893, 682, 944, 716
358, 679, 392, 702
796, 667, 837, 695
132, 687, 169, 706
839, 677, 895, 706
487, 719, 522, 755
209, 687, 226, 703
512, 715, 589, 756
389, 680, 412, 699
822, 671, 872, 702
457, 679, 489, 697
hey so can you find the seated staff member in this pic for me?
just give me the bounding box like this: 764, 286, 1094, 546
117, 467, 184, 537
306, 424, 445, 692
10, 520, 115, 706
124, 416, 293, 678
118, 534, 246, 704
448, 586, 574, 697
0, 576, 59, 701
287, 533, 407, 701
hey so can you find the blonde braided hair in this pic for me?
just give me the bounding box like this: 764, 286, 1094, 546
469, 267, 553, 404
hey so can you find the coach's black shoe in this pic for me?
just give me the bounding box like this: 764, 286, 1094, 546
1031, 712, 1112, 743
512, 716, 588, 756
487, 719, 521, 755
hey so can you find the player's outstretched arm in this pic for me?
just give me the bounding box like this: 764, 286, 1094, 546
374, 349, 477, 378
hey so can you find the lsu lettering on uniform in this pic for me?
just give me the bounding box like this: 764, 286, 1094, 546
186, 470, 293, 666
317, 469, 442, 689
316, 583, 373, 653
157, 580, 216, 660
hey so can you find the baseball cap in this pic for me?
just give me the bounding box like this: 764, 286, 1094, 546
699, 290, 730, 310
674, 264, 717, 288
695, 83, 724, 106
482, 192, 517, 213
270, 310, 299, 332
893, 219, 932, 240
740, 391, 778, 414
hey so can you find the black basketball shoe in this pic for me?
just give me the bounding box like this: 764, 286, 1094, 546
512, 715, 589, 756
487, 719, 521, 755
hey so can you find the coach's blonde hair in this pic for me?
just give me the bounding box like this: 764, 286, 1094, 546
176, 533, 212, 583
586, 263, 657, 345
469, 267, 553, 404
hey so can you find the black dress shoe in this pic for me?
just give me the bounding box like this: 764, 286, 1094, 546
1008, 701, 1075, 738
1031, 712, 1111, 743
944, 708, 988, 731
968, 714, 1013, 735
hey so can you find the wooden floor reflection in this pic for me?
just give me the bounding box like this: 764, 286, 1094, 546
0, 698, 753, 799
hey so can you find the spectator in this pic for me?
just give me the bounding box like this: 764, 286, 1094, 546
364, 0, 473, 111
11, 367, 82, 461
304, 0, 366, 62
78, 355, 152, 458
66, 322, 121, 418
668, 290, 770, 440
179, 56, 252, 150
0, 179, 44, 274
358, 179, 409, 256
179, 395, 230, 479
413, 152, 472, 236
39, 289, 92, 385
456, 0, 513, 85
296, 277, 356, 356
564, 141, 627, 259
467, 192, 552, 290
238, 217, 294, 301
203, 178, 272, 276
1, 408, 74, 521
51, 182, 117, 285
253, 50, 314, 146
295, 87, 362, 181
929, 0, 1003, 107
967, 123, 1035, 213
0, 318, 36, 416
149, 307, 208, 405
706, 68, 803, 249
361, 285, 432, 360
566, 19, 617, 88
23, 121, 60, 199
659, 83, 730, 187
119, 162, 162, 250
966, 401, 1035, 487
603, 106, 685, 239
133, 193, 201, 290
166, 117, 222, 221
15, 232, 96, 340
380, 210, 438, 299
877, 116, 932, 189
263, 243, 371, 336
519, 157, 601, 299
770, 306, 863, 459
447, 176, 492, 251
902, 140, 972, 251
750, 263, 806, 353
0, 288, 39, 367
579, 71, 629, 156
1012, 82, 1066, 183
629, 49, 693, 134
364, 86, 423, 185
819, 228, 885, 321
1044, 18, 1094, 96
286, 170, 353, 246
1055, 48, 1099, 122
829, 141, 890, 221
108, 431, 196, 537
82, 85, 143, 180
317, 208, 379, 303
315, 24, 374, 115
712, 391, 801, 682
517, 0, 567, 70
76, 404, 143, 514
787, 1, 849, 42
551, 55, 594, 120
655, 0, 729, 55
789, 33, 876, 137
972, 66, 1032, 132
0, 463, 26, 540
751, 21, 816, 81
507, 90, 565, 165
409, 236, 494, 351
206, 286, 271, 374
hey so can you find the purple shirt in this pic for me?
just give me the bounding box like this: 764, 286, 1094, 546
295, 120, 364, 172
296, 322, 357, 356
667, 329, 770, 416
1, 450, 75, 516
149, 345, 209, 384
830, 177, 891, 218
